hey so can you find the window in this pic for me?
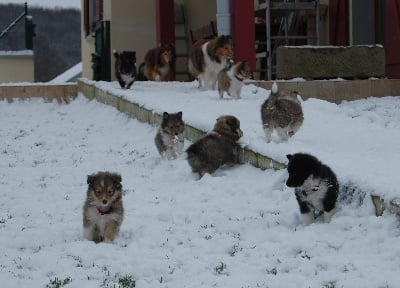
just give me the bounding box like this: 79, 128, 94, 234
84, 0, 103, 37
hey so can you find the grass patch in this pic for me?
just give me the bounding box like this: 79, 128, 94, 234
46, 277, 72, 288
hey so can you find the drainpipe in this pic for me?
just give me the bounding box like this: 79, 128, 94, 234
216, 0, 231, 36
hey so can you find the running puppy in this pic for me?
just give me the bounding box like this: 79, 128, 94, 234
154, 112, 185, 159
186, 115, 243, 177
261, 82, 304, 142
113, 50, 137, 89
217, 60, 252, 99
138, 43, 176, 81
83, 172, 124, 243
286, 153, 339, 225
188, 35, 234, 90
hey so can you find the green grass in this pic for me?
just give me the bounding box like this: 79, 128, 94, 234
46, 277, 72, 288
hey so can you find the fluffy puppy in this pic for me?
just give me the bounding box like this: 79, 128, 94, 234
154, 111, 185, 159
113, 50, 137, 89
138, 43, 176, 81
286, 153, 339, 225
83, 172, 124, 243
261, 82, 304, 142
188, 35, 234, 90
217, 60, 252, 99
186, 115, 243, 177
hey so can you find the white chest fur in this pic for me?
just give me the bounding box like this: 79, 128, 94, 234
201, 43, 228, 90
226, 69, 244, 99
295, 175, 328, 212
160, 129, 184, 159
121, 73, 134, 83
84, 206, 121, 237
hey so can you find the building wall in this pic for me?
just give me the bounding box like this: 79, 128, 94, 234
0, 52, 34, 83
81, 0, 217, 80
109, 1, 156, 79
184, 0, 217, 33
80, 0, 156, 80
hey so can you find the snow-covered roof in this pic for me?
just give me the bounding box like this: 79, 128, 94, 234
49, 62, 82, 83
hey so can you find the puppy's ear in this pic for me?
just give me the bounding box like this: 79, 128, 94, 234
163, 112, 169, 120
177, 111, 183, 119
286, 154, 293, 161
87, 174, 96, 186
110, 174, 122, 189
111, 174, 121, 184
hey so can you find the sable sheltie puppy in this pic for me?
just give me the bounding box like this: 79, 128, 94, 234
186, 115, 243, 177
188, 35, 234, 90
154, 111, 185, 159
217, 60, 252, 99
261, 82, 304, 142
113, 50, 137, 89
83, 172, 124, 243
286, 153, 339, 225
138, 43, 176, 81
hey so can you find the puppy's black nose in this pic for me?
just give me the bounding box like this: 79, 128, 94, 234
102, 199, 108, 205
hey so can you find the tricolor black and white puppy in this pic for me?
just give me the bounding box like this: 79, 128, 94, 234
286, 153, 339, 225
113, 50, 137, 89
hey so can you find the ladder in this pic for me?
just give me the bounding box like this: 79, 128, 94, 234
174, 3, 191, 81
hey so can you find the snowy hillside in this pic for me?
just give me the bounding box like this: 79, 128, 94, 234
0, 81, 399, 287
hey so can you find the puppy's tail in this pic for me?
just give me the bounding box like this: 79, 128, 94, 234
271, 82, 279, 94
136, 63, 148, 81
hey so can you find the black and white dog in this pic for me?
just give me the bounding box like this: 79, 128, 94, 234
113, 50, 137, 89
286, 153, 339, 225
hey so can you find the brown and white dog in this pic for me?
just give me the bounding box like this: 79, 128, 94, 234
217, 60, 252, 99
83, 172, 124, 243
188, 35, 234, 90
138, 43, 176, 81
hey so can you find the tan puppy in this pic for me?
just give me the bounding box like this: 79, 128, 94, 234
83, 172, 124, 243
217, 60, 252, 99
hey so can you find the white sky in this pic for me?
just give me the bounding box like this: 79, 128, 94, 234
4, 0, 81, 9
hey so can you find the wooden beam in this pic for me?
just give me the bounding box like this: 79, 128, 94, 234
156, 0, 175, 80
156, 0, 175, 44
231, 0, 256, 71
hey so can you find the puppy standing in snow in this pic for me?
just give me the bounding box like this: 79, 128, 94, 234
286, 153, 339, 225
154, 112, 185, 159
217, 60, 252, 99
260, 82, 304, 142
113, 50, 137, 89
83, 172, 124, 243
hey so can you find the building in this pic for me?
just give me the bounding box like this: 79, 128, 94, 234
80, 0, 400, 82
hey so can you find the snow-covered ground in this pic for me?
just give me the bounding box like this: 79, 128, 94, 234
1, 81, 399, 288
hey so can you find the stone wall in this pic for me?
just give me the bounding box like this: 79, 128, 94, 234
276, 45, 386, 80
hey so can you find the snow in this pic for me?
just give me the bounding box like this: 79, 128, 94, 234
0, 50, 33, 56
1, 80, 400, 288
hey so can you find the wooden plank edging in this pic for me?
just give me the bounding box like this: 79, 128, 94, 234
0, 84, 78, 103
